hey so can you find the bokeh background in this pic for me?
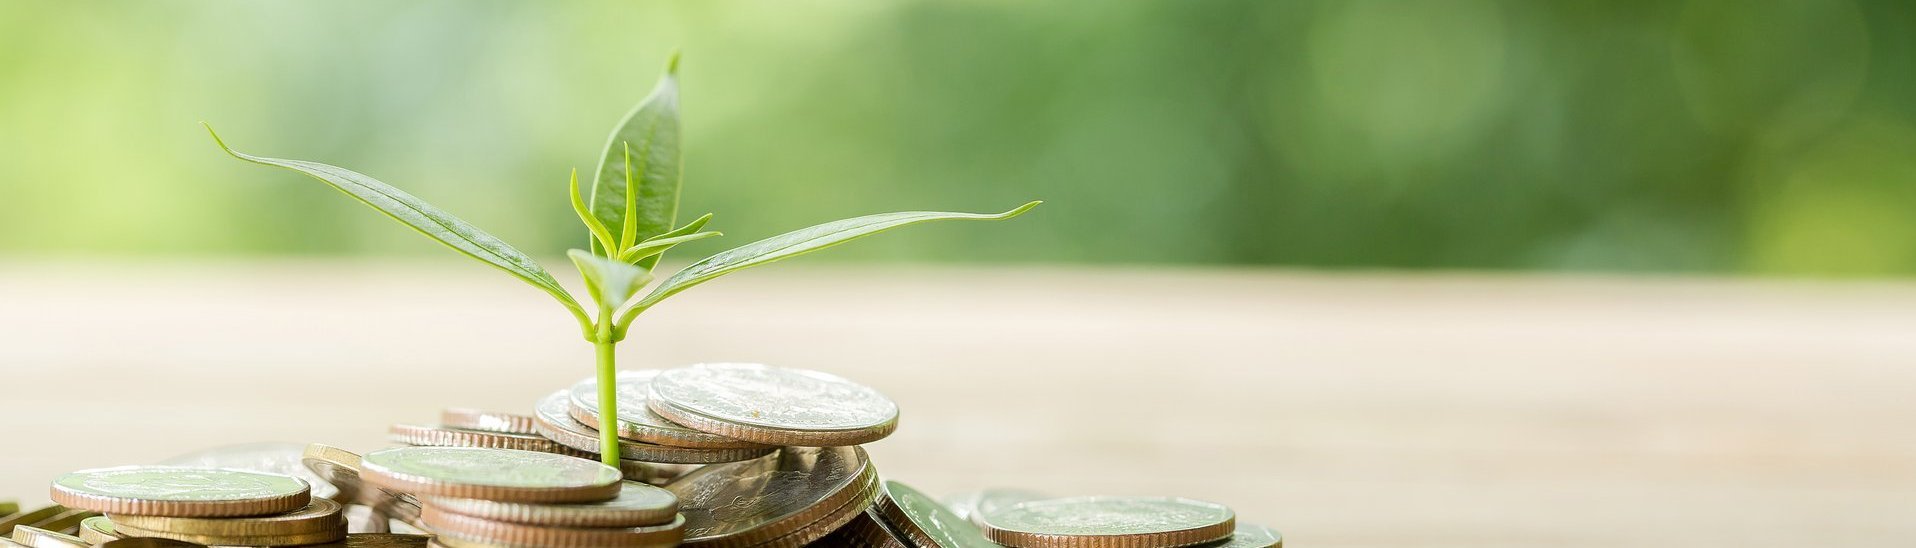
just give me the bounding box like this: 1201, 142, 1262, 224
4, 0, 1914, 274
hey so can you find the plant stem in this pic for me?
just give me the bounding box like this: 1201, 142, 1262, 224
593, 330, 621, 467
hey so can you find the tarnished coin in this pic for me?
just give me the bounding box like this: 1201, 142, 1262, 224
425, 480, 676, 527
301, 445, 421, 526
1211, 523, 1282, 548
359, 447, 622, 504
111, 498, 343, 537
667, 447, 877, 547
422, 506, 683, 548
50, 467, 311, 517
980, 496, 1235, 548
874, 481, 997, 548
532, 390, 775, 464
159, 442, 340, 501
568, 372, 771, 449
439, 409, 538, 436
10, 525, 87, 548
942, 488, 1048, 524
77, 516, 121, 545
0, 505, 65, 536
648, 363, 899, 447
389, 423, 588, 456
812, 511, 909, 548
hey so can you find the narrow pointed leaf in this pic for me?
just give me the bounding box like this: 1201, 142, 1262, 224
206, 125, 583, 314
569, 169, 618, 253
633, 202, 1040, 311
617, 230, 722, 264
635, 212, 712, 270
568, 249, 651, 311
590, 52, 681, 255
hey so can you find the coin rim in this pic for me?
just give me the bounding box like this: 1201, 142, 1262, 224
110, 498, 343, 536
648, 364, 901, 432
566, 374, 774, 450
978, 496, 1237, 548
49, 466, 312, 518
439, 408, 539, 436
647, 395, 897, 447
421, 505, 684, 547
422, 481, 678, 528
389, 423, 590, 456
358, 447, 623, 504
532, 391, 776, 464
674, 448, 875, 547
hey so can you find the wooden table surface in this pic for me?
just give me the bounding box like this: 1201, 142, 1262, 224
2, 261, 1912, 547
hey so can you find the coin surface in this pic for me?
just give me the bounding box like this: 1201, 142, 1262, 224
942, 488, 1049, 524
667, 446, 876, 547
389, 423, 587, 456
647, 363, 899, 446
751, 471, 880, 548
111, 498, 343, 537
532, 390, 775, 464
159, 442, 341, 501
1211, 523, 1282, 548
359, 447, 622, 504
77, 516, 121, 545
568, 371, 772, 449
11, 525, 88, 548
425, 480, 676, 527
301, 444, 421, 525
422, 505, 683, 548
874, 481, 997, 548
980, 496, 1236, 548
812, 511, 909, 548
50, 466, 311, 517
439, 409, 538, 436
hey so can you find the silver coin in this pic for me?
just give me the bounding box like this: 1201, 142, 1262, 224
531, 390, 775, 464
1210, 523, 1282, 548
160, 442, 340, 501
647, 363, 899, 446
568, 371, 770, 449
424, 480, 678, 528
941, 488, 1048, 524
980, 496, 1236, 548
665, 446, 876, 546
875, 481, 998, 548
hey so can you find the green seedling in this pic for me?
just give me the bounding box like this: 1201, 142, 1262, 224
204, 51, 1039, 465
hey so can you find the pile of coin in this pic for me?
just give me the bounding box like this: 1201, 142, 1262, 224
32, 362, 1283, 547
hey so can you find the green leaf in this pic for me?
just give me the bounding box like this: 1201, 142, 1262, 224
627, 201, 1040, 316
634, 212, 712, 270
617, 230, 722, 263
205, 124, 587, 322
569, 168, 618, 253
590, 51, 682, 256
568, 249, 651, 311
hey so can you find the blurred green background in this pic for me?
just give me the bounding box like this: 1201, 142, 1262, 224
2, 0, 1913, 275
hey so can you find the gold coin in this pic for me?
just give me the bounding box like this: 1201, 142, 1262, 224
0, 506, 65, 537
359, 446, 623, 504
422, 505, 683, 548
77, 516, 120, 545
300, 533, 434, 547
10, 525, 88, 548
424, 481, 677, 528
111, 498, 342, 537
302, 444, 422, 526
439, 408, 539, 436
26, 509, 95, 536
531, 391, 774, 465
812, 511, 909, 548
110, 519, 346, 546
51, 466, 311, 517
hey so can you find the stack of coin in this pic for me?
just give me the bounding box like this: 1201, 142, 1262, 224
48, 466, 346, 546
351, 446, 684, 547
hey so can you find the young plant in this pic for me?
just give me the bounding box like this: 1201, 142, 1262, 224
204, 52, 1038, 465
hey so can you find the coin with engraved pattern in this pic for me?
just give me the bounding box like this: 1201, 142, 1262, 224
50, 466, 311, 517
359, 447, 621, 504
439, 409, 539, 436
979, 496, 1236, 548
424, 480, 677, 528
873, 481, 998, 548
647, 363, 899, 447
532, 390, 774, 465
159, 442, 340, 502
812, 511, 909, 548
666, 446, 877, 547
942, 488, 1048, 524
301, 444, 422, 527
568, 371, 772, 449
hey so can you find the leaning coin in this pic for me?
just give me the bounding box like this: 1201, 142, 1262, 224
302, 444, 422, 526
568, 372, 770, 449
750, 471, 881, 548
389, 423, 589, 456
51, 467, 310, 517
533, 390, 775, 464
11, 525, 87, 548
359, 447, 622, 504
647, 363, 899, 447
873, 481, 997, 548
159, 442, 340, 501
942, 488, 1048, 524
1210, 523, 1282, 548
812, 511, 909, 548
422, 506, 683, 548
111, 498, 343, 537
980, 496, 1236, 548
667, 446, 876, 547
439, 409, 538, 436
1, 506, 65, 536
77, 516, 121, 545
425, 480, 676, 527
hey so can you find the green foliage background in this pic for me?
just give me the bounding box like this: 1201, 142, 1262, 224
3, 0, 1913, 275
